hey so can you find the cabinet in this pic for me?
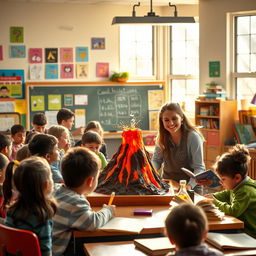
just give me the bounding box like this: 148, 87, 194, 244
195, 100, 237, 169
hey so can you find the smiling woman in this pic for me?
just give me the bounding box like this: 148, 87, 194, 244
152, 102, 205, 189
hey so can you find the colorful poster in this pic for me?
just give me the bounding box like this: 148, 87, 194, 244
148, 90, 164, 110
10, 26, 24, 43
96, 62, 109, 77
74, 94, 88, 105
76, 63, 89, 79
209, 61, 220, 77
76, 47, 88, 62
0, 46, 3, 61
29, 48, 42, 63
149, 111, 159, 131
61, 64, 74, 79
64, 94, 73, 106
60, 47, 73, 63
10, 45, 26, 58
48, 95, 61, 110
31, 95, 45, 111
14, 99, 26, 114
74, 109, 86, 128
0, 76, 22, 97
91, 38, 105, 49
45, 111, 58, 128
45, 48, 58, 63
45, 64, 58, 79
29, 64, 43, 80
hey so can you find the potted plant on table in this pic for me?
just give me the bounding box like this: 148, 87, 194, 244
110, 71, 129, 82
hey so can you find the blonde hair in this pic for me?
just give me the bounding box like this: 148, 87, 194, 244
48, 125, 69, 140
85, 121, 104, 137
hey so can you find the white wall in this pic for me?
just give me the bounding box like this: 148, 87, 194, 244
199, 0, 256, 96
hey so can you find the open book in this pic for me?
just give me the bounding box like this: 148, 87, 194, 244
134, 237, 175, 256
99, 217, 146, 234
181, 167, 221, 188
172, 195, 224, 221
206, 232, 256, 250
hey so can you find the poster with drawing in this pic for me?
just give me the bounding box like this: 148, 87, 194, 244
148, 90, 164, 110
60, 47, 73, 63
149, 111, 159, 131
76, 47, 88, 62
76, 63, 89, 79
29, 64, 43, 80
61, 64, 74, 79
29, 48, 42, 63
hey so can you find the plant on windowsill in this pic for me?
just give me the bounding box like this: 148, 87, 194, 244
110, 72, 129, 82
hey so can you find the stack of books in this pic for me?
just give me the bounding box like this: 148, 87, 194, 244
203, 83, 226, 99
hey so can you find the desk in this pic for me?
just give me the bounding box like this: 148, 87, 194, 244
83, 241, 256, 256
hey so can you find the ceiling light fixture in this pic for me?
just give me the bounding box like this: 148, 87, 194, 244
112, 0, 195, 25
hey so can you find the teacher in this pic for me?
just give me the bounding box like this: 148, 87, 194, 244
152, 102, 205, 189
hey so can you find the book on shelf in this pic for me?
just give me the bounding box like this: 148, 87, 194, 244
172, 195, 224, 221
206, 232, 256, 250
134, 237, 175, 256
181, 168, 221, 188
99, 217, 146, 234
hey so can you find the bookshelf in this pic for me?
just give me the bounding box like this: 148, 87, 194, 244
195, 100, 238, 169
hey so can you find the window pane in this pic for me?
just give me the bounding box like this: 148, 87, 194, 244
237, 16, 250, 35
236, 78, 256, 101
120, 25, 153, 77
237, 54, 250, 72
252, 16, 256, 34
251, 35, 256, 54
237, 35, 250, 54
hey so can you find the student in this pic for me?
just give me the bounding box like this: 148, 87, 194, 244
75, 120, 108, 159
4, 157, 57, 256
16, 144, 31, 161
52, 147, 115, 256
208, 144, 256, 238
56, 108, 84, 147
81, 131, 108, 170
10, 124, 26, 161
165, 203, 223, 256
0, 153, 9, 219
0, 134, 12, 159
0, 86, 10, 98
152, 102, 205, 190
29, 134, 63, 183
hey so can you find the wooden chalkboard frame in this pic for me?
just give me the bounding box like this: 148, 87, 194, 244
26, 81, 165, 131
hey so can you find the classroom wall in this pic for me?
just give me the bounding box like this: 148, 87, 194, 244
199, 0, 256, 97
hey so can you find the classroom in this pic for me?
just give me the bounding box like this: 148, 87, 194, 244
0, 0, 256, 255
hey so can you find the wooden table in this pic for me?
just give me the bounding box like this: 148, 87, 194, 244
83, 240, 256, 256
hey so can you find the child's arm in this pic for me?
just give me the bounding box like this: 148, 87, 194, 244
213, 190, 250, 217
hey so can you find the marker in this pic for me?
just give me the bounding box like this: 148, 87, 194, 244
108, 192, 115, 205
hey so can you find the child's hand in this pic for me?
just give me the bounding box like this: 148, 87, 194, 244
103, 204, 116, 216
204, 194, 214, 199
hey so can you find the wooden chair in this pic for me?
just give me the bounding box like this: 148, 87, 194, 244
0, 223, 41, 256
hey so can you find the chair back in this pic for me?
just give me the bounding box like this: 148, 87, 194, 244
0, 223, 41, 256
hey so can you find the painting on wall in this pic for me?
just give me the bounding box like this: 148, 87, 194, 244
45, 64, 58, 79
76, 47, 89, 62
10, 26, 24, 43
10, 45, 26, 58
91, 38, 105, 50
29, 48, 43, 63
45, 48, 58, 63
61, 64, 74, 79
96, 62, 109, 77
60, 47, 73, 63
76, 63, 89, 79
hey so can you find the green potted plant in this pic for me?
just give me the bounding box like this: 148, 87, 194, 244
110, 71, 129, 82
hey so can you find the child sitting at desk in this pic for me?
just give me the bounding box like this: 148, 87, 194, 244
165, 203, 223, 256
207, 144, 256, 238
52, 147, 115, 256
81, 131, 108, 170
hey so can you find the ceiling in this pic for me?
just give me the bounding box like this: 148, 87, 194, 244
2, 0, 198, 6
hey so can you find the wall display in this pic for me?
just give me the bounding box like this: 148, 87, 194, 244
48, 94, 61, 110
29, 48, 42, 63
61, 64, 74, 79
27, 82, 165, 131
31, 95, 45, 111
10, 26, 24, 43
60, 47, 73, 63
148, 90, 164, 110
96, 62, 109, 77
64, 94, 73, 106
74, 109, 86, 128
45, 48, 58, 63
76, 63, 89, 79
45, 64, 58, 79
76, 47, 88, 62
209, 61, 220, 77
29, 64, 43, 80
10, 45, 26, 58
91, 37, 105, 49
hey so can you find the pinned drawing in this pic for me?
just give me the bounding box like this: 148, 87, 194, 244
48, 95, 61, 110
45, 64, 58, 79
45, 48, 58, 63
96, 62, 109, 77
61, 64, 74, 79
10, 27, 24, 43
29, 48, 42, 63
31, 95, 45, 111
60, 47, 73, 63
76, 47, 88, 62
91, 37, 105, 50
10, 45, 26, 58
76, 63, 89, 79
29, 64, 43, 80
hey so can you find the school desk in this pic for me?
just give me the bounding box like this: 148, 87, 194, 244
83, 241, 256, 256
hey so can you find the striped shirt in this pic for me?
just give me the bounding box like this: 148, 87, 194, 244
5, 211, 53, 256
52, 184, 113, 256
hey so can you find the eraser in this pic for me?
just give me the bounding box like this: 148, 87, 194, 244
134, 209, 153, 216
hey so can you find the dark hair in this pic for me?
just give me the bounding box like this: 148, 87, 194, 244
0, 134, 11, 151
0, 153, 9, 170
165, 203, 207, 248
156, 103, 204, 152
56, 108, 74, 124
82, 131, 102, 145
7, 157, 57, 223
214, 144, 250, 178
11, 124, 25, 135
61, 147, 100, 188
85, 121, 104, 137
25, 131, 40, 144
16, 145, 31, 161
32, 113, 47, 126
2, 162, 16, 212
28, 134, 58, 157
1, 86, 8, 90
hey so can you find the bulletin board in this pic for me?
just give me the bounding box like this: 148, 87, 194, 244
0, 112, 21, 132
26, 81, 165, 131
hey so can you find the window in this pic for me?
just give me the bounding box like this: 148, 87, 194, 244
120, 25, 153, 78
234, 15, 256, 101
169, 24, 199, 118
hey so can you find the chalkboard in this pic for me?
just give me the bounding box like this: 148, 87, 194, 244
27, 82, 164, 131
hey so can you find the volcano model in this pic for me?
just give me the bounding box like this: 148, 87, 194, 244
96, 129, 170, 195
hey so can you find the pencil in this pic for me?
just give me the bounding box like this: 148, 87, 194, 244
108, 192, 115, 205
